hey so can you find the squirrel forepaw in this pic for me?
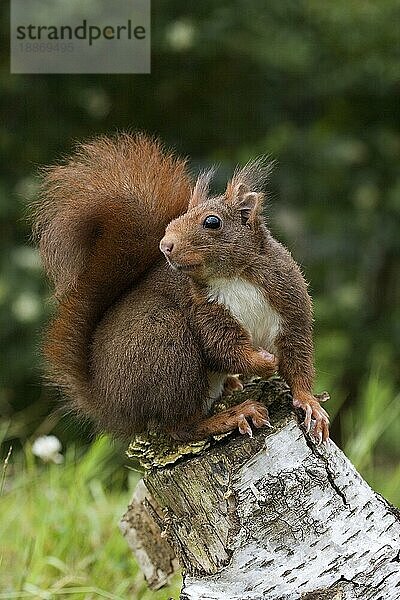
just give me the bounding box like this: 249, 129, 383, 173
223, 375, 244, 395
293, 393, 330, 443
252, 348, 279, 379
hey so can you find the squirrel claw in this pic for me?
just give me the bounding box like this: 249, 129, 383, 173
293, 393, 330, 442
253, 416, 272, 429
233, 400, 271, 437
238, 415, 252, 437
303, 404, 313, 433
315, 430, 323, 445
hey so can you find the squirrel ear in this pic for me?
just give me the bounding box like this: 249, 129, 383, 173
188, 167, 216, 209
238, 190, 261, 226
226, 181, 262, 224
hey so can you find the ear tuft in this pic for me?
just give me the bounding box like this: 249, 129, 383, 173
232, 155, 275, 192
236, 182, 249, 201
226, 155, 275, 204
189, 166, 217, 209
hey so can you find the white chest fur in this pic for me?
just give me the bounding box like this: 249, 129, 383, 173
207, 278, 282, 351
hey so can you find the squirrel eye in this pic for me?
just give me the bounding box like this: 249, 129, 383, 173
203, 215, 222, 230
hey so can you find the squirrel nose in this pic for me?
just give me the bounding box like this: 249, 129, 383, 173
160, 238, 174, 256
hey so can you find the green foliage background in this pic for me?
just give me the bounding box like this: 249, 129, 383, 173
1, 0, 399, 494
0, 1, 400, 597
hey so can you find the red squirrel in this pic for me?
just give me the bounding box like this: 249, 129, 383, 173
33, 133, 329, 443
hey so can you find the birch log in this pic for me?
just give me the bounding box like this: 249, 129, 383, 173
120, 380, 400, 599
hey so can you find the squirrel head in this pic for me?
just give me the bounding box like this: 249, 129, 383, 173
160, 157, 274, 281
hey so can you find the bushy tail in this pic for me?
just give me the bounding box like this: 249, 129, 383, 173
33, 133, 191, 413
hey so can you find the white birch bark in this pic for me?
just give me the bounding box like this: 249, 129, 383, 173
120, 380, 400, 599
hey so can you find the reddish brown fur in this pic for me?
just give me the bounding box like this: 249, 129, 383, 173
162, 160, 329, 440
34, 134, 193, 430
34, 136, 328, 441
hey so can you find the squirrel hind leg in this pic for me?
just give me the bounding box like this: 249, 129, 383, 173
168, 399, 271, 443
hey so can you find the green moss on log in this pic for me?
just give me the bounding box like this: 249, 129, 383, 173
126, 378, 294, 470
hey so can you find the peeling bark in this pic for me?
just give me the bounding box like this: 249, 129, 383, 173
119, 479, 179, 589
120, 380, 400, 599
